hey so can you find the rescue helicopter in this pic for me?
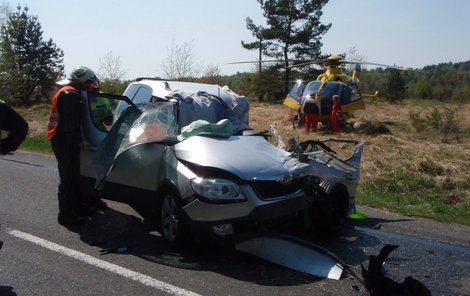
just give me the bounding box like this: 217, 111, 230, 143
231, 55, 409, 125
282, 55, 404, 124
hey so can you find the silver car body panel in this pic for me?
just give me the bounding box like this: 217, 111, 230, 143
235, 234, 344, 280
175, 135, 310, 180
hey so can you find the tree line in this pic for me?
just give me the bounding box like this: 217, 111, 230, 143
358, 62, 470, 103
0, 2, 468, 107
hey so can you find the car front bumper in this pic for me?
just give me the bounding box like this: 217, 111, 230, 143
181, 193, 313, 241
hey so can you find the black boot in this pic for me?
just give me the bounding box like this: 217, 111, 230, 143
89, 197, 107, 209
75, 203, 98, 217
58, 213, 86, 226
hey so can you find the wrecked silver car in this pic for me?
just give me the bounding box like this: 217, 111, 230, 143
79, 79, 364, 247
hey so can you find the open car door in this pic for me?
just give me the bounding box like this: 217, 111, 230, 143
80, 91, 134, 195
80, 91, 181, 205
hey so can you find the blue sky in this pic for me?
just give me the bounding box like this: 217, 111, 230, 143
9, 0, 470, 80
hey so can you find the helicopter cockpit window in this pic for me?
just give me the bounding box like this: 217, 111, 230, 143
304, 81, 352, 103
288, 81, 307, 103
337, 84, 353, 104
302, 81, 354, 114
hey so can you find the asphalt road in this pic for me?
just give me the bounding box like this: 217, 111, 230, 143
1, 151, 469, 296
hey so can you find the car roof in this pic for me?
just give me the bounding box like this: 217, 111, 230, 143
130, 78, 229, 100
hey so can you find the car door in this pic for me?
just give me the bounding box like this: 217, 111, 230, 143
80, 91, 177, 204
80, 91, 131, 175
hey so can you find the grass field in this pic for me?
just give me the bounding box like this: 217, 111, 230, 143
248, 98, 470, 225
15, 98, 470, 225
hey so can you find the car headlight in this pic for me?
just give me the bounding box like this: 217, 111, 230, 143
190, 177, 247, 203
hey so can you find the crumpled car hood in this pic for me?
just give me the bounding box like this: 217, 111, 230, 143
175, 135, 308, 180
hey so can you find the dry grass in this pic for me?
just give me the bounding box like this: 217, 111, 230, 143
20, 103, 50, 137
249, 99, 470, 215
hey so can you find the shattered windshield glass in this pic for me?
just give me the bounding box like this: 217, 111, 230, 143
92, 102, 177, 190
117, 102, 177, 155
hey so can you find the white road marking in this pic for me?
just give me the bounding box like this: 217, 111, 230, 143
6, 228, 201, 296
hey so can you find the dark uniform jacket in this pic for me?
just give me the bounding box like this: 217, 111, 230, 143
54, 91, 83, 145
48, 87, 82, 145
302, 97, 319, 114
0, 102, 29, 155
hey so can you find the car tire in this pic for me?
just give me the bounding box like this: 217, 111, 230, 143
159, 192, 187, 248
311, 180, 349, 236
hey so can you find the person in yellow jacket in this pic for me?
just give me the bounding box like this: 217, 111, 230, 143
88, 82, 113, 131
48, 66, 104, 226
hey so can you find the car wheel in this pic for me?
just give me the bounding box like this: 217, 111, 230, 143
311, 180, 349, 236
159, 192, 187, 247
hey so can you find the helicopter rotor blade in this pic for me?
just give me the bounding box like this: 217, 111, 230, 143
287, 60, 322, 68
329, 60, 429, 73
228, 59, 317, 67
358, 62, 430, 73
227, 60, 286, 65
352, 61, 411, 70
228, 56, 429, 73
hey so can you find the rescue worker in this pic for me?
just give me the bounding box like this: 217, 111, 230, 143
0, 100, 29, 155
89, 82, 113, 130
301, 94, 320, 133
331, 95, 343, 133
48, 66, 105, 226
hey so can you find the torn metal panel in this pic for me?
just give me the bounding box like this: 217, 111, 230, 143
235, 234, 344, 280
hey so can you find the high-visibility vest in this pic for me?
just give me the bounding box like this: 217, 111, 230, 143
47, 86, 79, 140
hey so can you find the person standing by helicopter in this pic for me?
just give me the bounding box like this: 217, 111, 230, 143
331, 95, 343, 133
301, 93, 320, 133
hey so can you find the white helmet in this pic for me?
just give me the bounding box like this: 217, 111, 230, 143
57, 66, 99, 86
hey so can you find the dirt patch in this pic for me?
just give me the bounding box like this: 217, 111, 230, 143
353, 120, 391, 135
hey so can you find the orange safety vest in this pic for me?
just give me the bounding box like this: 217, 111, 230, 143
47, 86, 80, 140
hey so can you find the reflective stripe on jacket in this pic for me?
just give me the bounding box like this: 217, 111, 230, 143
47, 86, 79, 140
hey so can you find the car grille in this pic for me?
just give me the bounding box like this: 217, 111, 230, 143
250, 178, 304, 199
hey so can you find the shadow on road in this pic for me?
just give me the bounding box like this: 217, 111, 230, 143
61, 203, 412, 288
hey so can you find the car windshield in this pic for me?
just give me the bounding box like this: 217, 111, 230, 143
117, 102, 177, 154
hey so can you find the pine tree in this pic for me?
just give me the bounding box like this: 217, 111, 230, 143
0, 5, 64, 105
384, 69, 406, 102
242, 0, 330, 95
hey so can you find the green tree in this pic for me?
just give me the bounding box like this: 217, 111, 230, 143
0, 5, 64, 105
408, 75, 432, 99
451, 84, 470, 103
242, 0, 331, 95
384, 69, 406, 102
241, 67, 284, 102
